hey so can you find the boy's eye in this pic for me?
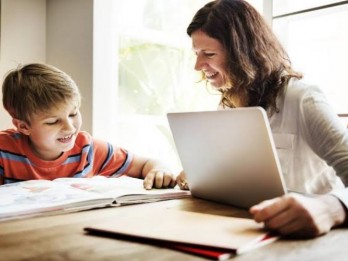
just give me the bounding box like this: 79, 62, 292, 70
45, 120, 58, 125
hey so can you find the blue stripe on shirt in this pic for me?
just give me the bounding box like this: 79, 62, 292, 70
72, 143, 94, 178
98, 143, 113, 173
63, 145, 90, 165
0, 150, 32, 165
113, 151, 133, 176
3, 177, 25, 184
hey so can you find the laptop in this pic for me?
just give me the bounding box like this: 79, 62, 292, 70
167, 107, 287, 209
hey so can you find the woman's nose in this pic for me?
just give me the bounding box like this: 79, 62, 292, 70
194, 55, 204, 71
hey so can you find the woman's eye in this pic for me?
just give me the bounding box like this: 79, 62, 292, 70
205, 53, 215, 57
70, 112, 78, 117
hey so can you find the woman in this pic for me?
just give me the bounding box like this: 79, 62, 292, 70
177, 0, 348, 237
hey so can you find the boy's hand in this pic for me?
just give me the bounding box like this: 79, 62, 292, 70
176, 171, 189, 190
143, 169, 176, 190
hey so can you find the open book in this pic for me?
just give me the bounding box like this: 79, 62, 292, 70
84, 208, 278, 260
0, 176, 191, 221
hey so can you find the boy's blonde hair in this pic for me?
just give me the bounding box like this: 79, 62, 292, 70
2, 63, 81, 124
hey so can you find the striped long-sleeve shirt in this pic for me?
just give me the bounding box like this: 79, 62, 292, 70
0, 129, 133, 184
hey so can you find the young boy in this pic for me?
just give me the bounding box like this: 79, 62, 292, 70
0, 63, 176, 189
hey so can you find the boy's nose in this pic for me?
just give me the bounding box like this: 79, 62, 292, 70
62, 119, 75, 131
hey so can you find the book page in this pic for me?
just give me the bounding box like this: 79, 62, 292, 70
0, 176, 190, 221
54, 176, 191, 204
0, 180, 112, 220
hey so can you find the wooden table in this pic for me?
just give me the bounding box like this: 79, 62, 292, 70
0, 197, 347, 261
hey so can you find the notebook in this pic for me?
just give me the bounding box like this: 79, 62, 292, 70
84, 207, 278, 260
167, 107, 287, 208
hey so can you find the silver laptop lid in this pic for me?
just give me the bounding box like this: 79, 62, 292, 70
167, 107, 287, 208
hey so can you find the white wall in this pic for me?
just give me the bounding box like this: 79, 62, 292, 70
46, 0, 93, 133
92, 0, 119, 141
0, 0, 95, 134
0, 0, 46, 130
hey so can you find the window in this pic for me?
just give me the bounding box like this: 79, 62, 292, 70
272, 1, 348, 114
114, 0, 219, 171
273, 0, 345, 16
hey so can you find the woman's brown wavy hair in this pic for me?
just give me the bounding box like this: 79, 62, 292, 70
187, 0, 302, 114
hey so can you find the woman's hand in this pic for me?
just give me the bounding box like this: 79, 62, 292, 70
250, 193, 347, 238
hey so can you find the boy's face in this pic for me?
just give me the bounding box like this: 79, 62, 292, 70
19, 99, 82, 161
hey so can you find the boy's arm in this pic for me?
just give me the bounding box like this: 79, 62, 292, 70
125, 155, 177, 190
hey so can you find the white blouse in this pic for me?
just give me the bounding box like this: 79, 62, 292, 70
269, 79, 348, 207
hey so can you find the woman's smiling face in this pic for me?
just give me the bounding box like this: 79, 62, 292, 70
191, 29, 229, 89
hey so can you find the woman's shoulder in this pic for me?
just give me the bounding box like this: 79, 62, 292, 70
285, 79, 326, 103
287, 78, 321, 93
290, 77, 326, 93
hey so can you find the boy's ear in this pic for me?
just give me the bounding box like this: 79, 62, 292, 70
12, 118, 31, 135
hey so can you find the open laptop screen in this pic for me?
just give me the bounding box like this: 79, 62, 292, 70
167, 107, 287, 208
